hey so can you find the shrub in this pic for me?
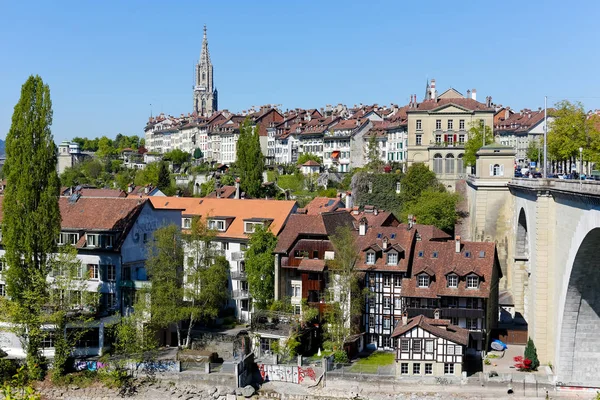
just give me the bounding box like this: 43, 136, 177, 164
0, 359, 18, 384
333, 350, 349, 364
484, 359, 491, 365
524, 338, 540, 371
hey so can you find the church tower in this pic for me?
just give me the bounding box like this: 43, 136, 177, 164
193, 25, 218, 116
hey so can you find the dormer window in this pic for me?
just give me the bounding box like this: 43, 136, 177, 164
208, 219, 226, 231
418, 251, 424, 258
244, 222, 260, 234
366, 251, 376, 265
467, 275, 479, 289
387, 252, 398, 266
182, 218, 192, 229
58, 232, 79, 246
417, 274, 430, 288
432, 252, 438, 258
447, 274, 458, 288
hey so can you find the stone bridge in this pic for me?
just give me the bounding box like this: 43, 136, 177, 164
466, 176, 600, 387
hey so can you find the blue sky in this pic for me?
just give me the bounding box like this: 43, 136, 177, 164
1, 0, 599, 143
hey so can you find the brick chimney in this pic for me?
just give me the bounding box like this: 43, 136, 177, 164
471, 89, 477, 101
455, 236, 461, 253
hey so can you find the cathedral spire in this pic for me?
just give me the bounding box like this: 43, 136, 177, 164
200, 24, 211, 64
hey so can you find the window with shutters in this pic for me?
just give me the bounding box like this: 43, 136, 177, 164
412, 339, 422, 352
401, 339, 409, 352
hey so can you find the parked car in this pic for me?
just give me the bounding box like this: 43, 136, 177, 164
532, 172, 542, 178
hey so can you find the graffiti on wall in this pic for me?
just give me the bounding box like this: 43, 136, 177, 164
74, 361, 108, 371
257, 364, 316, 384
133, 360, 179, 373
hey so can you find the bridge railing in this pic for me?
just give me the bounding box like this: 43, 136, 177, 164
510, 178, 600, 195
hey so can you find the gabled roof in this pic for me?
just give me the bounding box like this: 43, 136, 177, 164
355, 225, 415, 272
0, 196, 148, 250
301, 197, 344, 215
409, 98, 494, 113
402, 240, 498, 299
391, 315, 469, 346
274, 211, 356, 253
149, 197, 297, 240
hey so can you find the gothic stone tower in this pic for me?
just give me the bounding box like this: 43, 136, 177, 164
193, 25, 218, 116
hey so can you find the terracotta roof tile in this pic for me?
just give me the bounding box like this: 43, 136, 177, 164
303, 197, 344, 215
149, 197, 296, 240
391, 315, 469, 346
401, 240, 498, 299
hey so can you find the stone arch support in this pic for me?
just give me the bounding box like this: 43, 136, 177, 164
556, 210, 600, 387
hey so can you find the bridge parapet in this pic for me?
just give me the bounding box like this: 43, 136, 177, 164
509, 178, 600, 197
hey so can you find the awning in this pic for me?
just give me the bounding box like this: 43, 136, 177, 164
331, 151, 340, 159
298, 259, 326, 272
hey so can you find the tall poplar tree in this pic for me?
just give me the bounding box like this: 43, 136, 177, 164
236, 117, 264, 198
2, 75, 61, 378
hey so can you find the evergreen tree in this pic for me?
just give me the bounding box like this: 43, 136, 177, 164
2, 75, 61, 378
157, 161, 171, 191
236, 117, 264, 198
524, 337, 540, 370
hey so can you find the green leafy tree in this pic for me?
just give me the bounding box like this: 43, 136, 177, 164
524, 337, 540, 371
548, 100, 600, 172
464, 121, 494, 167
399, 163, 443, 205
193, 148, 204, 160
365, 134, 384, 172
404, 190, 460, 232
96, 136, 117, 160
297, 153, 322, 165
144, 225, 186, 346
157, 161, 171, 191
183, 217, 230, 347
526, 140, 541, 164
324, 226, 362, 351
48, 247, 100, 380
82, 138, 99, 152
163, 149, 191, 166
245, 224, 277, 310
134, 162, 160, 187
236, 117, 264, 198
2, 75, 61, 379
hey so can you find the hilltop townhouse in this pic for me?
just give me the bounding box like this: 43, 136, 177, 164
148, 197, 297, 322
406, 79, 496, 188
0, 194, 182, 358
494, 107, 553, 168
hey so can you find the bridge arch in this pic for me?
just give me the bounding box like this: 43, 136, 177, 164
515, 208, 529, 260
557, 227, 600, 387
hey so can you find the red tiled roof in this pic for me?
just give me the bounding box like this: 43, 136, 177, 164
274, 211, 356, 253
0, 196, 147, 249
303, 197, 344, 215
302, 160, 320, 167
391, 315, 469, 346
401, 240, 498, 299
355, 226, 415, 272
298, 259, 326, 272
207, 185, 237, 199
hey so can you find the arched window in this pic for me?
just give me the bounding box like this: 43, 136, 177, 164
491, 164, 504, 176
457, 153, 464, 173
433, 153, 443, 174
445, 154, 455, 175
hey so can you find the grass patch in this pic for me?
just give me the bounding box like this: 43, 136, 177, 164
52, 370, 100, 387
350, 351, 394, 373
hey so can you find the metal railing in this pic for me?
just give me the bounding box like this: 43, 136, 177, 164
231, 271, 247, 280
232, 289, 249, 299
328, 363, 395, 376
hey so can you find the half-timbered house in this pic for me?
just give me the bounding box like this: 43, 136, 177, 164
391, 312, 469, 377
